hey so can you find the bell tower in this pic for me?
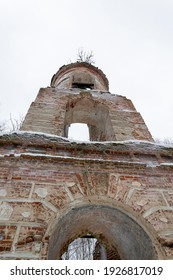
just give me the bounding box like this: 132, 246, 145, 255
21, 62, 153, 142
1, 61, 173, 260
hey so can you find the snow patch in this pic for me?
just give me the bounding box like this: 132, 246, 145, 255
0, 130, 156, 145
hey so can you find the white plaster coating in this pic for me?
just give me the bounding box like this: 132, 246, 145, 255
159, 216, 168, 223
66, 182, 75, 187
0, 189, 7, 197
35, 188, 48, 198
22, 212, 31, 218
34, 242, 42, 253
0, 202, 13, 220
136, 199, 148, 206
132, 181, 141, 187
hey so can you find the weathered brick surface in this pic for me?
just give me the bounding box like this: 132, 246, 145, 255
21, 63, 153, 142
21, 89, 153, 141
0, 62, 173, 259
0, 133, 173, 259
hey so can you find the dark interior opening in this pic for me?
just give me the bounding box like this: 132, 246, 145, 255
72, 83, 94, 89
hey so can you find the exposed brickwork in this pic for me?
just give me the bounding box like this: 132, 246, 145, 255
21, 62, 153, 142
0, 132, 173, 259
0, 62, 173, 259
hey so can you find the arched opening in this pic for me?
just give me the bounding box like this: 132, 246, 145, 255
64, 95, 115, 141
67, 123, 90, 141
48, 205, 157, 260
61, 233, 121, 260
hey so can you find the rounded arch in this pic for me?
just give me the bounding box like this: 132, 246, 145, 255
48, 204, 159, 260
64, 93, 115, 141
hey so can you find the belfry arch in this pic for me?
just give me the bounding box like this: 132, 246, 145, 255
48, 205, 157, 260
64, 94, 115, 141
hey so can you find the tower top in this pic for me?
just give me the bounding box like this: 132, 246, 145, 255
21, 61, 153, 142
50, 62, 109, 91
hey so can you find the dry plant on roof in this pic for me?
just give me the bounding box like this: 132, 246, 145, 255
77, 48, 95, 64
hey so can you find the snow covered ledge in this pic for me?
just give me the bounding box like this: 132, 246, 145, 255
0, 130, 173, 168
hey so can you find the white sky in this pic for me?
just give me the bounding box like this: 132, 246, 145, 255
0, 0, 173, 140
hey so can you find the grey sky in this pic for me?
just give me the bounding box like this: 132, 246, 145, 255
0, 0, 173, 140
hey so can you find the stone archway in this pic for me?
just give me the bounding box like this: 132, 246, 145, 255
48, 205, 157, 260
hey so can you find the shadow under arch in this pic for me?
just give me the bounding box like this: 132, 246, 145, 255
48, 205, 157, 260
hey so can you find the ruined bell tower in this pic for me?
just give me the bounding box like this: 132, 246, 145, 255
0, 62, 173, 260
21, 62, 153, 142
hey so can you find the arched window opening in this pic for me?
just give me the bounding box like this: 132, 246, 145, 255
64, 97, 115, 141
72, 72, 95, 90
67, 123, 90, 141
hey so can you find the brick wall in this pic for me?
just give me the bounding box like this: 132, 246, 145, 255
0, 132, 173, 259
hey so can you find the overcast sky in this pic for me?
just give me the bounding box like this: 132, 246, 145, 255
0, 0, 173, 140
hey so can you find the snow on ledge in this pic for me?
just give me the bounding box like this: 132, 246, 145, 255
0, 151, 147, 164
1, 152, 173, 168
0, 130, 173, 148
